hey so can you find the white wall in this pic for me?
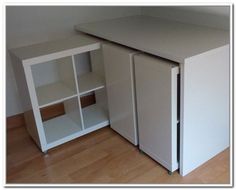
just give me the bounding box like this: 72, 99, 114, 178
6, 6, 141, 116
141, 6, 230, 30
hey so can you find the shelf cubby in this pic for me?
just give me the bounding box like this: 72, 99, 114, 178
73, 50, 106, 96
82, 103, 109, 129
31, 56, 77, 108
77, 72, 105, 95
42, 97, 83, 146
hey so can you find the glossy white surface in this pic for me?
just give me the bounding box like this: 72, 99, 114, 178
180, 45, 230, 176
103, 43, 138, 145
10, 53, 45, 149
76, 15, 229, 63
135, 54, 179, 172
23, 63, 48, 151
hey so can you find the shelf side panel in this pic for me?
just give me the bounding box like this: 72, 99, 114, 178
9, 52, 47, 151
9, 53, 41, 146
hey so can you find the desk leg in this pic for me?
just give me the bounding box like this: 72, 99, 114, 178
179, 45, 230, 176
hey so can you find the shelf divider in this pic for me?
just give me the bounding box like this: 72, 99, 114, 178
72, 55, 85, 130
36, 81, 77, 108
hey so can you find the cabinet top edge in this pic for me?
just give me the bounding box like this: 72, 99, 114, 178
9, 34, 101, 63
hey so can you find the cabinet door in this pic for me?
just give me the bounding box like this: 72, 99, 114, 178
134, 54, 179, 172
102, 43, 138, 145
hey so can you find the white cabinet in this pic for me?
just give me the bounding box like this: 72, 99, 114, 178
134, 54, 179, 172
102, 43, 138, 145
10, 35, 109, 152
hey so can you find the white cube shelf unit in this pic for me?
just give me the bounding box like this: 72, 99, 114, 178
10, 34, 109, 152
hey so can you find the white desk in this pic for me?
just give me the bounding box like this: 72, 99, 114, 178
76, 16, 230, 176
76, 15, 229, 63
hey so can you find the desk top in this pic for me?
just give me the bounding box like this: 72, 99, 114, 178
75, 15, 229, 63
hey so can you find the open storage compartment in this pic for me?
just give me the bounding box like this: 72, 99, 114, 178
74, 51, 105, 95
42, 97, 83, 147
81, 90, 109, 130
31, 56, 77, 108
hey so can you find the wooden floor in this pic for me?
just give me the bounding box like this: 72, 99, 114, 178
7, 126, 230, 185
